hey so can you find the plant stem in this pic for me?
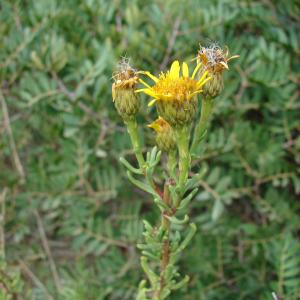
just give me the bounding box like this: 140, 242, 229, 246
125, 118, 159, 200
167, 150, 177, 180
175, 126, 191, 193
0, 188, 7, 260
190, 98, 214, 154
125, 118, 145, 169
161, 182, 171, 232
153, 182, 171, 300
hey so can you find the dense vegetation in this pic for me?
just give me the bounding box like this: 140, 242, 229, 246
0, 0, 299, 299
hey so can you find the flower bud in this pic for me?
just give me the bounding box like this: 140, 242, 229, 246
112, 58, 140, 120
199, 70, 224, 99
197, 45, 239, 99
148, 117, 176, 153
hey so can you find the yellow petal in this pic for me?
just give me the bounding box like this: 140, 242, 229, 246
197, 70, 209, 85
146, 92, 159, 98
182, 62, 189, 77
136, 88, 157, 98
188, 90, 203, 100
147, 122, 159, 132
192, 63, 202, 79
169, 60, 180, 79
197, 76, 211, 88
135, 88, 149, 93
139, 78, 151, 88
148, 99, 157, 107
139, 71, 159, 82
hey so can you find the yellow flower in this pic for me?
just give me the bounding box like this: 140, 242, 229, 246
137, 60, 211, 127
137, 60, 210, 106
148, 116, 171, 133
148, 117, 176, 152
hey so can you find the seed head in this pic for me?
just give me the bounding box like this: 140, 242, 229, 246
197, 44, 239, 98
112, 58, 140, 120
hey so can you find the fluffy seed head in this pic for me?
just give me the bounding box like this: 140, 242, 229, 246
196, 44, 239, 98
112, 58, 140, 120
112, 57, 138, 86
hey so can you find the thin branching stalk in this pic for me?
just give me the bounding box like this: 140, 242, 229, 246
191, 98, 214, 154
125, 118, 146, 169
0, 188, 7, 260
166, 150, 177, 180
175, 126, 191, 192
153, 182, 171, 300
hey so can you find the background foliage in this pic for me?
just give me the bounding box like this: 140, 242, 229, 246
0, 0, 300, 299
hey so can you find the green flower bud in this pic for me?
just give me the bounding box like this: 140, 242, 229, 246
148, 117, 176, 153
199, 69, 224, 99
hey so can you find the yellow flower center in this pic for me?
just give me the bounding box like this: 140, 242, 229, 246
152, 75, 198, 102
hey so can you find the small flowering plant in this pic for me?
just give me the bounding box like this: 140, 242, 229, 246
112, 46, 238, 300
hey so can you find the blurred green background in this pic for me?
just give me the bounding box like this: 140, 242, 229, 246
0, 0, 300, 299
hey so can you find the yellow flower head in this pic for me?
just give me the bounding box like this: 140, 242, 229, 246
197, 44, 239, 74
137, 60, 211, 107
148, 117, 176, 152
137, 60, 211, 127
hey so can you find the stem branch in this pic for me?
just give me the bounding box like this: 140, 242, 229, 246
176, 126, 191, 193
167, 150, 177, 180
0, 188, 7, 260
125, 118, 145, 169
191, 98, 214, 154
153, 182, 171, 300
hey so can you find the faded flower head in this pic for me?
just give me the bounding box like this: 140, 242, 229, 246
197, 44, 239, 98
112, 58, 140, 120
197, 44, 239, 74
148, 117, 176, 152
137, 60, 211, 127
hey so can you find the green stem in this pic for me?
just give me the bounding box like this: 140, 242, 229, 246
0, 188, 7, 260
161, 183, 171, 232
125, 118, 145, 169
175, 126, 191, 194
167, 150, 177, 180
190, 98, 214, 154
153, 183, 171, 300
